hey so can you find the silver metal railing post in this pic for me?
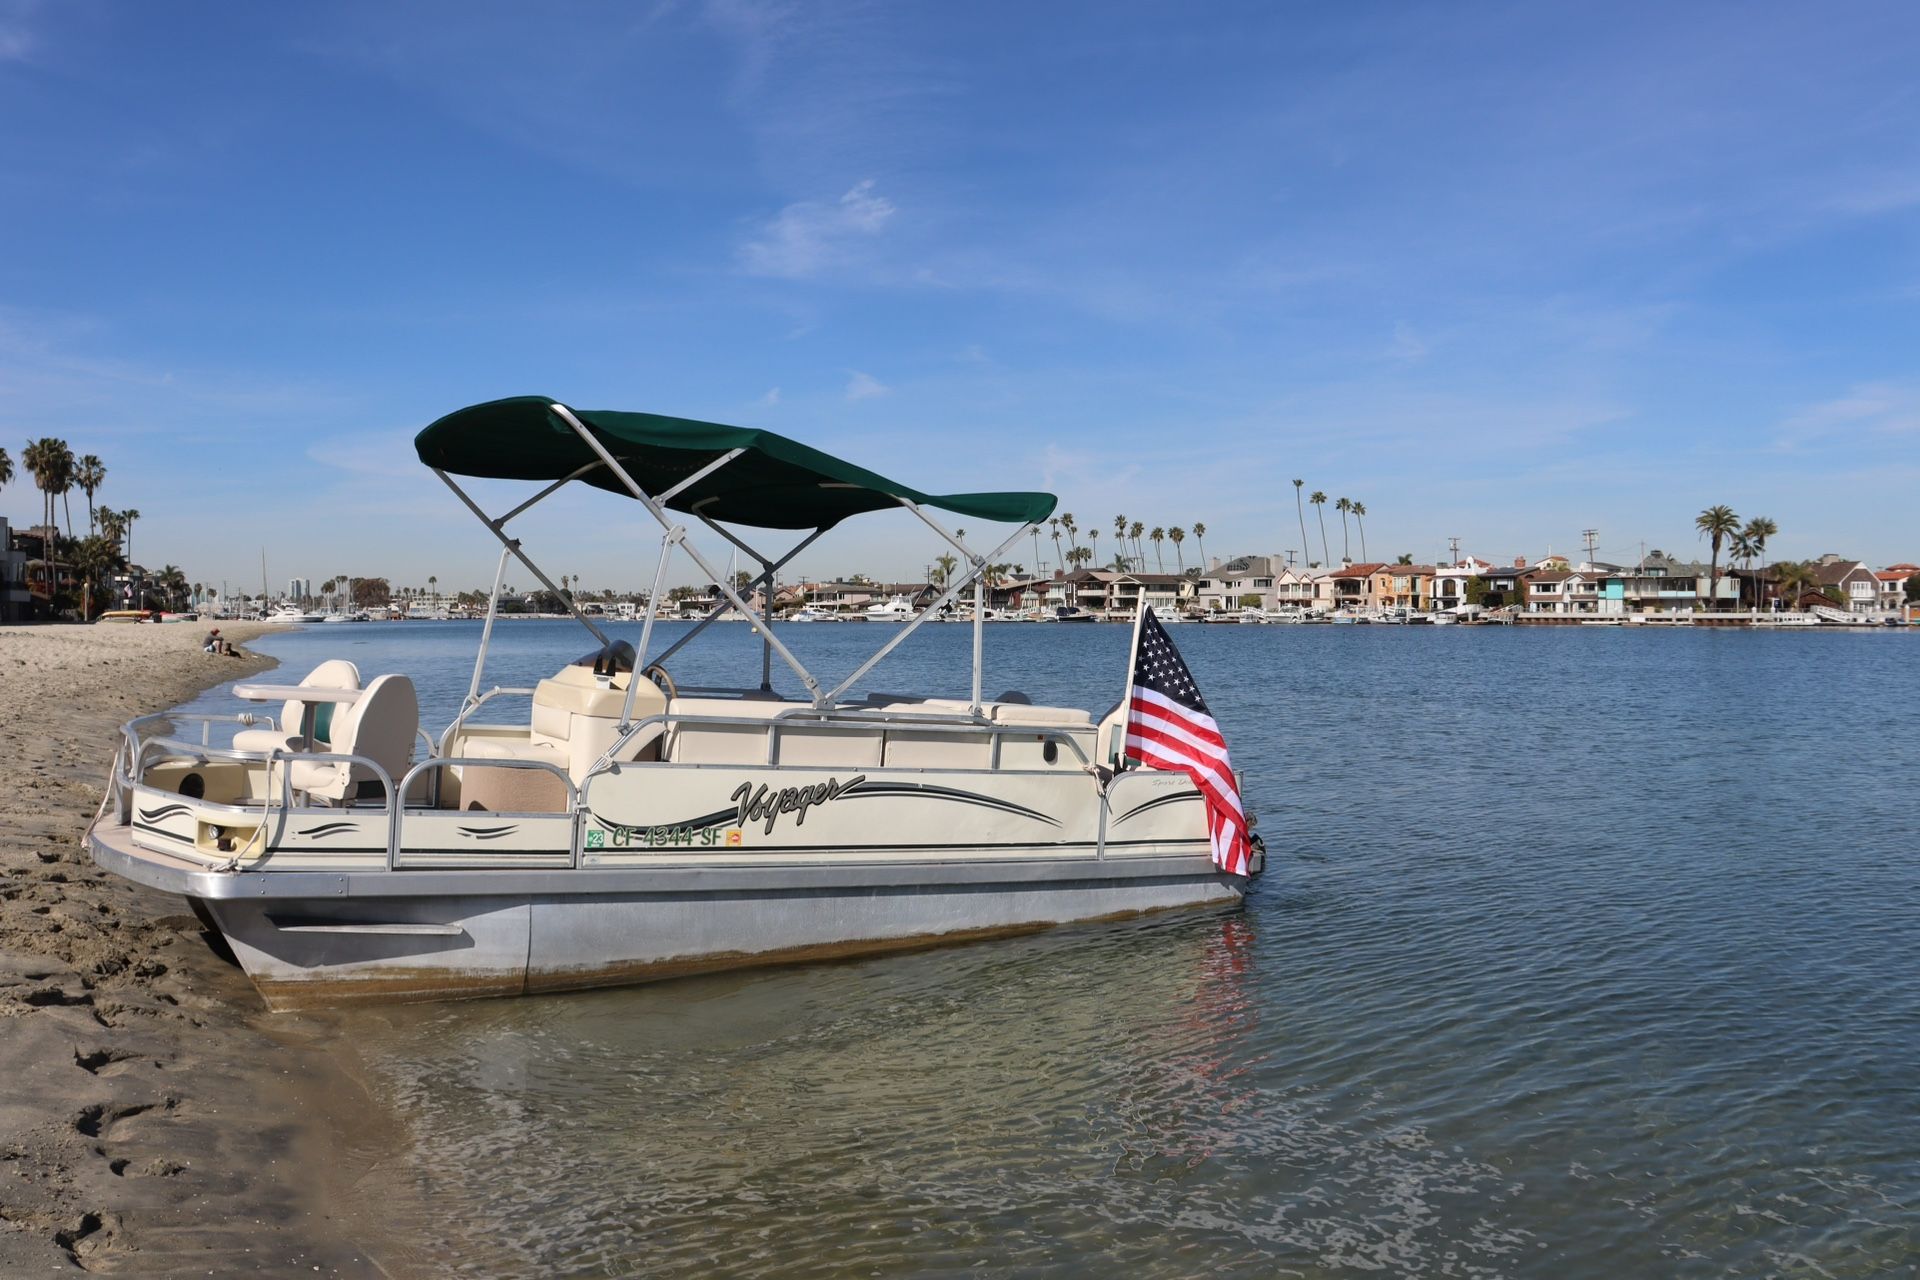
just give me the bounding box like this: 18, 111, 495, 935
467, 544, 513, 708
622, 531, 678, 728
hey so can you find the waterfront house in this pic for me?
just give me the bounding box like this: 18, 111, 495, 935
1322, 563, 1386, 612
1368, 564, 1435, 611
1812, 558, 1879, 614
1433, 557, 1493, 612
1273, 566, 1317, 611
1599, 551, 1740, 614
0, 517, 32, 622
1874, 569, 1910, 614
1523, 568, 1575, 614
1476, 564, 1526, 609
1195, 555, 1282, 613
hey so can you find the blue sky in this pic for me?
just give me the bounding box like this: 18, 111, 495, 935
1, 0, 1916, 593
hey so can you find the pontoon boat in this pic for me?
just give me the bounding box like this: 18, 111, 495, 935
89, 397, 1259, 1008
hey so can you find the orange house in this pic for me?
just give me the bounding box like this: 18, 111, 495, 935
1368, 564, 1435, 610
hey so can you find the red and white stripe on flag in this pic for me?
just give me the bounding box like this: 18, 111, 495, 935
1126, 689, 1253, 877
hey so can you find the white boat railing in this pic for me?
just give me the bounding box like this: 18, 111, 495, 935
119, 699, 1103, 875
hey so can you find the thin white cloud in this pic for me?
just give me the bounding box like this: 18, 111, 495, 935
757, 386, 781, 406
844, 370, 888, 401
1775, 382, 1920, 450
738, 180, 896, 279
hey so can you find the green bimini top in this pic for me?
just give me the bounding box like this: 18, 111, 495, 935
415, 396, 1056, 531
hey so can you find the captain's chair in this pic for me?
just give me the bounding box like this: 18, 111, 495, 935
286, 674, 419, 804
234, 660, 361, 755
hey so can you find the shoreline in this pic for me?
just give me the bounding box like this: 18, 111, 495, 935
0, 622, 392, 1275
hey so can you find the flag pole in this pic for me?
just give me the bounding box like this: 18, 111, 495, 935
1116, 601, 1151, 768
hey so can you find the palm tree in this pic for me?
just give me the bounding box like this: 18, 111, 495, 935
1334, 498, 1353, 562
1169, 526, 1186, 572
1728, 532, 1759, 608
1694, 504, 1740, 612
1150, 527, 1166, 572
1087, 530, 1100, 578
1292, 479, 1309, 568
1742, 516, 1778, 607
22, 438, 69, 553
0, 446, 12, 496
429, 574, 438, 603
1309, 491, 1330, 566
1060, 513, 1078, 564
1047, 517, 1062, 574
96, 507, 122, 554
1129, 521, 1144, 570
932, 553, 958, 587
68, 534, 123, 621
119, 507, 141, 565
76, 455, 105, 534
1352, 502, 1368, 561
1031, 525, 1045, 576
1771, 559, 1811, 611
158, 564, 187, 610
1113, 515, 1128, 567
1192, 522, 1207, 568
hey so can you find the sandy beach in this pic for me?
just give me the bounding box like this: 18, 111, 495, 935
0, 622, 385, 1274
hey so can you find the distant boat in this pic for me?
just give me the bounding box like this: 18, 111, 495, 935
266, 603, 327, 624
787, 607, 835, 622
1049, 606, 1098, 623
864, 595, 916, 621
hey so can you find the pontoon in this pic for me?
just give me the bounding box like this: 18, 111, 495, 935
88, 397, 1260, 1008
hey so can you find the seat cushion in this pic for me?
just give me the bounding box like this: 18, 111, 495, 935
465, 737, 567, 767
990, 703, 1092, 726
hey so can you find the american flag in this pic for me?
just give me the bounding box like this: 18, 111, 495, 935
1125, 607, 1254, 877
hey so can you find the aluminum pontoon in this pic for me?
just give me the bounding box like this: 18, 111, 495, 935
88, 397, 1260, 1008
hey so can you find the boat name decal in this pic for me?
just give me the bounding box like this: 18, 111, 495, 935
731, 775, 867, 835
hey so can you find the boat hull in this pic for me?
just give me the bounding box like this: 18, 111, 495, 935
92, 822, 1246, 1009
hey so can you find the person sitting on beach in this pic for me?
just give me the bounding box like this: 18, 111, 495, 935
204, 627, 236, 657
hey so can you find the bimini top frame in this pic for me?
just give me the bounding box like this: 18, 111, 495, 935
418, 397, 1059, 718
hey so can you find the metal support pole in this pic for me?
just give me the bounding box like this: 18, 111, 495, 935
550, 405, 825, 704
432, 469, 611, 647
621, 530, 679, 728
466, 544, 513, 707
972, 571, 985, 710
696, 518, 827, 695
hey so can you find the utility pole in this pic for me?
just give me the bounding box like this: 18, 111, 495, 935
1582, 528, 1598, 569
1284, 549, 1298, 568
1447, 535, 1461, 566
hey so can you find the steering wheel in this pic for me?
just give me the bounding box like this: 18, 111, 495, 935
642, 663, 678, 702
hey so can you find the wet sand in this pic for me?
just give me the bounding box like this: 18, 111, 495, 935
0, 622, 388, 1274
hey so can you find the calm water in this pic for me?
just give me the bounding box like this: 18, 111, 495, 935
173, 620, 1920, 1277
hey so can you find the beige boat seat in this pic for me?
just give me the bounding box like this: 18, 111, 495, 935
662, 696, 791, 766
865, 698, 1091, 770
285, 674, 418, 804
460, 664, 668, 811
234, 659, 361, 755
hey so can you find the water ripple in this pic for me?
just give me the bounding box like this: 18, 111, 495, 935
179, 621, 1920, 1277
